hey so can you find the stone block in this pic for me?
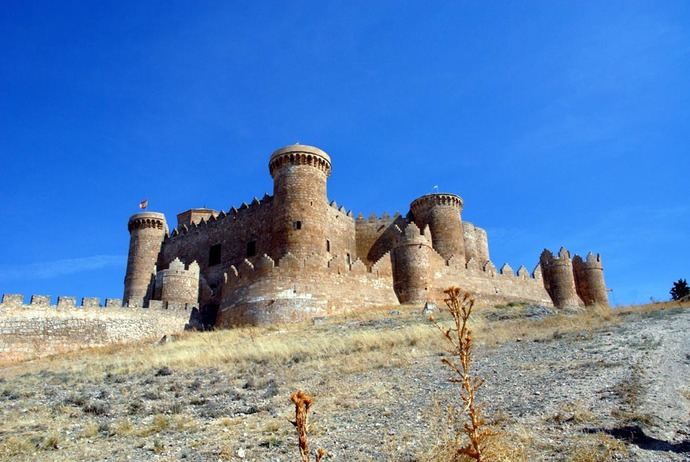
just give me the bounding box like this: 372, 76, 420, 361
81, 297, 100, 308
1, 294, 24, 307
30, 295, 51, 306
105, 298, 123, 307
57, 296, 77, 309
148, 300, 164, 310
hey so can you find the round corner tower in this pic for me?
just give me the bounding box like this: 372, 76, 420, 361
391, 223, 433, 304
269, 144, 332, 258
410, 193, 465, 261
124, 212, 168, 303
539, 247, 583, 308
573, 252, 608, 306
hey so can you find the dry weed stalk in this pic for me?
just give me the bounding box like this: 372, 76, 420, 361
290, 390, 327, 462
431, 287, 495, 462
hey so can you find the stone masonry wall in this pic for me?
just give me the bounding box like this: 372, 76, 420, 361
217, 253, 398, 326
0, 296, 190, 362
355, 213, 406, 265
160, 196, 276, 303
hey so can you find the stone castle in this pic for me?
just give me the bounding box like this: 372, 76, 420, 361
122, 144, 609, 327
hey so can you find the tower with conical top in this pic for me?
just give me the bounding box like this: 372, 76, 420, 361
269, 145, 331, 259
123, 212, 167, 305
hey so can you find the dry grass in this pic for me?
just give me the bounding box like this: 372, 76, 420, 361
2, 299, 681, 381
569, 432, 628, 462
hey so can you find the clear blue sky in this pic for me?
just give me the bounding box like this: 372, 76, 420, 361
1, 1, 688, 306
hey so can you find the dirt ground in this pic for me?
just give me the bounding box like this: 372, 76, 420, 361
0, 302, 688, 461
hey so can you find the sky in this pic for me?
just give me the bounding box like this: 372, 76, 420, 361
1, 1, 688, 306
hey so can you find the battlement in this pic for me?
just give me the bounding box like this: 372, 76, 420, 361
355, 211, 401, 223
328, 200, 353, 217
269, 144, 332, 178
1, 294, 124, 309
410, 193, 463, 211
223, 251, 389, 290
128, 212, 167, 232
573, 251, 603, 268
169, 194, 274, 238
0, 293, 199, 313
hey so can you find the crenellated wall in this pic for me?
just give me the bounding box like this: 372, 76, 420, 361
355, 212, 406, 265
216, 252, 398, 326
0, 294, 191, 361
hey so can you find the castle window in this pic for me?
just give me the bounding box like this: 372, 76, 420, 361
246, 241, 257, 258
326, 239, 331, 252
346, 253, 351, 265
293, 221, 302, 230
209, 244, 221, 266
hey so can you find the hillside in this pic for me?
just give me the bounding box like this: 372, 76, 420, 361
0, 300, 688, 461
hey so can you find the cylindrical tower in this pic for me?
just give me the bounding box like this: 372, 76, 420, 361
573, 252, 608, 306
269, 145, 331, 258
391, 223, 432, 304
539, 247, 583, 308
474, 226, 490, 264
410, 193, 465, 261
123, 212, 167, 304
159, 259, 200, 306
462, 222, 478, 263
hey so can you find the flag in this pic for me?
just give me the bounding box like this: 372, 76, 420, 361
139, 199, 148, 210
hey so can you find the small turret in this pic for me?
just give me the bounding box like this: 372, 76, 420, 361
410, 193, 465, 261
156, 258, 200, 306
391, 223, 433, 304
539, 247, 583, 308
270, 144, 332, 258
123, 212, 167, 305
573, 252, 608, 306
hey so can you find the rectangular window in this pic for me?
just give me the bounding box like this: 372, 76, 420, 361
346, 253, 351, 265
326, 239, 331, 252
246, 241, 257, 257
293, 220, 302, 230
209, 244, 221, 266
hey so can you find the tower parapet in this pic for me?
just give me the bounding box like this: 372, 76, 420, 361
573, 252, 608, 306
124, 212, 167, 305
539, 247, 583, 308
391, 223, 433, 304
410, 193, 465, 261
270, 145, 332, 259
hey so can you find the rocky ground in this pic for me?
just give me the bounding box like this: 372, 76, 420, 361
0, 303, 688, 461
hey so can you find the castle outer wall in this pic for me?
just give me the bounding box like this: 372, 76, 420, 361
0, 295, 191, 362
120, 144, 608, 327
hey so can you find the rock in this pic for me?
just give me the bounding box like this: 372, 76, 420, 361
312, 316, 327, 325
422, 302, 437, 315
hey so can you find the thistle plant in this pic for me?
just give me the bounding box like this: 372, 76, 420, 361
290, 390, 327, 462
430, 287, 495, 462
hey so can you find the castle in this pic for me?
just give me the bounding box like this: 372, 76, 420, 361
123, 144, 609, 327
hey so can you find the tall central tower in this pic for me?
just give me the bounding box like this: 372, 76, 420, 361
269, 144, 332, 258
